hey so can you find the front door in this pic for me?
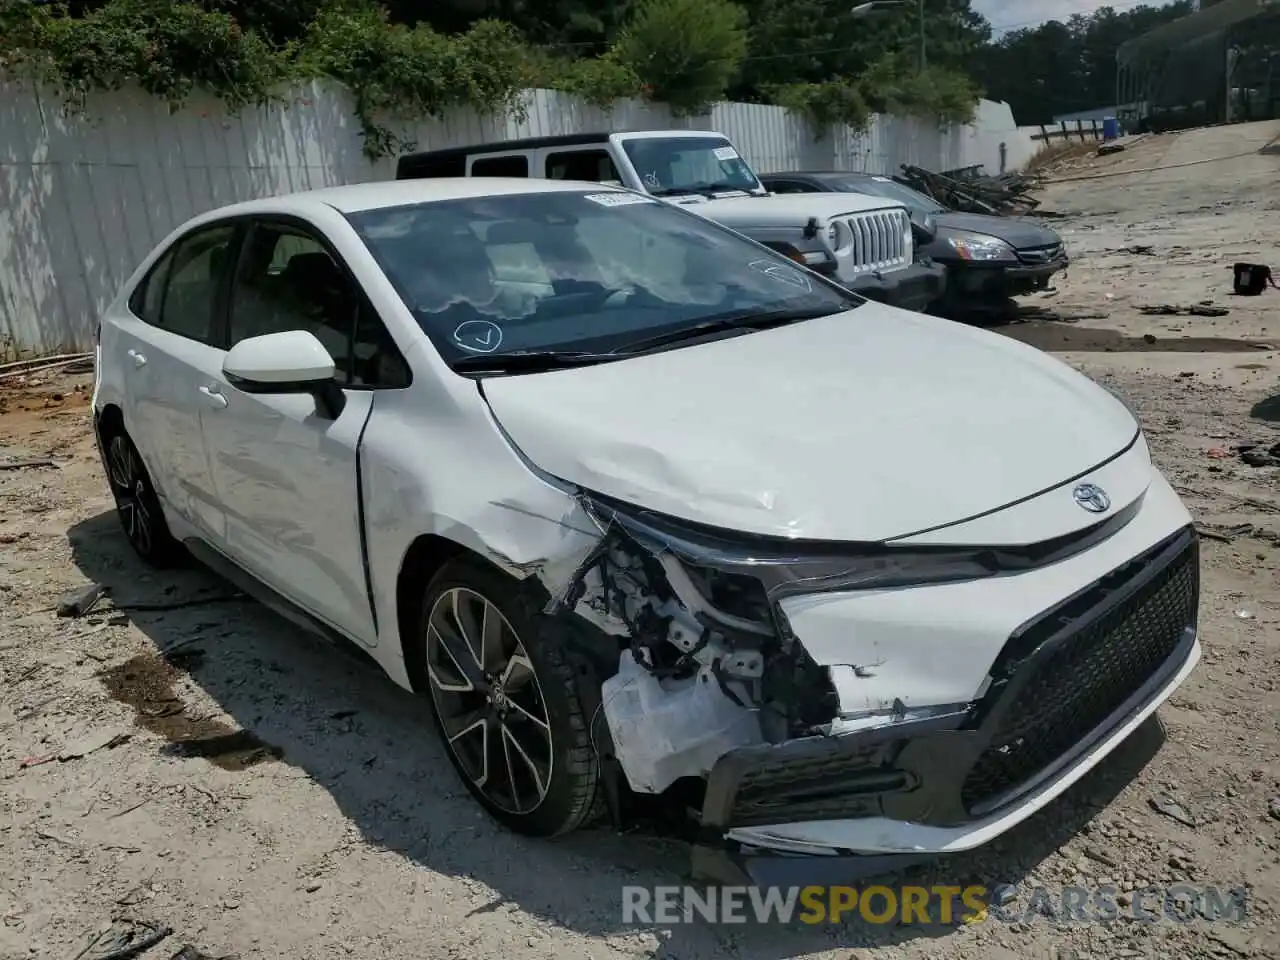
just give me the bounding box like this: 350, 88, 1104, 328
198, 218, 384, 645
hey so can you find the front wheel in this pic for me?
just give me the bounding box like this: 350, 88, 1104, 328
417, 557, 600, 837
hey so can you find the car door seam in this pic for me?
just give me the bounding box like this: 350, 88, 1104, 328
354, 395, 379, 637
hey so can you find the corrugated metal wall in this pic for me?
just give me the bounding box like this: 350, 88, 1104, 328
0, 82, 1031, 358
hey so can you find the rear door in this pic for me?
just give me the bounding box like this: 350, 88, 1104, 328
117, 222, 242, 540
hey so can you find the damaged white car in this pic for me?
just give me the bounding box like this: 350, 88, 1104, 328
92, 178, 1200, 882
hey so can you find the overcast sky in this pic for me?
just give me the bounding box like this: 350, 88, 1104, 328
972, 0, 1163, 33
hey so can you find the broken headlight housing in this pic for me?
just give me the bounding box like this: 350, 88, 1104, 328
581, 493, 1004, 612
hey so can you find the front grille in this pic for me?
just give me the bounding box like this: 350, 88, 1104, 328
727, 743, 904, 826
1017, 243, 1064, 265
844, 209, 911, 275
961, 536, 1198, 813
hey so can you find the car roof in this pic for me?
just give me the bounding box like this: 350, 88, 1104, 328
396, 129, 729, 164
196, 178, 625, 218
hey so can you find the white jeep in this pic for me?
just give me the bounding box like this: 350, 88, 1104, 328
396, 129, 947, 311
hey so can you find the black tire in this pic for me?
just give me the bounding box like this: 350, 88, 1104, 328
101, 427, 186, 568
416, 556, 599, 837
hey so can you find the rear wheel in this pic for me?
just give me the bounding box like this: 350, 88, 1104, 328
102, 429, 185, 567
418, 557, 599, 837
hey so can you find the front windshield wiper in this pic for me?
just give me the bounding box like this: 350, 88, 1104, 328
650, 181, 754, 199
451, 349, 619, 373
615, 306, 844, 356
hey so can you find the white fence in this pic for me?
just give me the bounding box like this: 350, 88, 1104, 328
0, 81, 1033, 358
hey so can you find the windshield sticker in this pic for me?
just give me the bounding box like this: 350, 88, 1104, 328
642, 171, 662, 189
713, 145, 740, 161
583, 192, 657, 207
748, 259, 813, 291
452, 319, 504, 354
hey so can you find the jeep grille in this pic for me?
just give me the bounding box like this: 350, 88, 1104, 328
842, 209, 912, 276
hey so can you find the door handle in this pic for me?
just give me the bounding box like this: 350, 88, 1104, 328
198, 385, 228, 409
127, 349, 146, 369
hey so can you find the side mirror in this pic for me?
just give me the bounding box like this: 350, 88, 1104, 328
222, 330, 346, 419
910, 210, 937, 245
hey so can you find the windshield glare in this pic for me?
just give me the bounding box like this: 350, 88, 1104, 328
620, 137, 763, 196
833, 177, 945, 217
347, 191, 856, 367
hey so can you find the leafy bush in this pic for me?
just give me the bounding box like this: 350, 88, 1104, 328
612, 0, 748, 115
303, 5, 528, 158
1, 0, 284, 110
536, 53, 644, 108
765, 80, 871, 135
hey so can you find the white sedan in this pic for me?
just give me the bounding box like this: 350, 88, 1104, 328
92, 177, 1200, 881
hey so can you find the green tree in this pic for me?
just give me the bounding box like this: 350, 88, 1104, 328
612, 0, 749, 114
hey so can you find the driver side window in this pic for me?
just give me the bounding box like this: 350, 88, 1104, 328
228, 221, 409, 388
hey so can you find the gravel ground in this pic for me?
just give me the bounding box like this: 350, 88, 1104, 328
2, 123, 1279, 960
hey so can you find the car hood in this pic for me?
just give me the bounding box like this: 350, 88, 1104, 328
935, 212, 1062, 250
480, 308, 1137, 542
671, 192, 903, 227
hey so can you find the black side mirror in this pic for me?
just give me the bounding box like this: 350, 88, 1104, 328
910, 210, 937, 245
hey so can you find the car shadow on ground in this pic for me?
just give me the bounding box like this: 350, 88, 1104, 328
68, 510, 1168, 957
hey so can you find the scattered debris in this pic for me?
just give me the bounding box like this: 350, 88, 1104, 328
1235, 609, 1256, 620
1206, 448, 1231, 459
1232, 261, 1276, 296
18, 754, 56, 770
1149, 794, 1198, 828
57, 582, 108, 618
1115, 244, 1155, 255
1097, 141, 1126, 156
1082, 845, 1119, 870
1238, 441, 1280, 467
71, 917, 172, 960
1194, 522, 1255, 542
1138, 303, 1230, 317
895, 164, 1041, 216
168, 948, 220, 960
0, 458, 58, 471
59, 728, 131, 762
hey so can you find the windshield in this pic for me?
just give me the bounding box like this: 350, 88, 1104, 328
830, 177, 946, 217
619, 137, 763, 197
347, 190, 858, 369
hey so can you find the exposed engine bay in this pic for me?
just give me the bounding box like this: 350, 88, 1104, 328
549, 495, 841, 797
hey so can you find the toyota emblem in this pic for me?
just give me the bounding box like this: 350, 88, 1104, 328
1073, 483, 1111, 513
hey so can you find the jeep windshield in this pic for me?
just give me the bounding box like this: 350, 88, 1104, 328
347, 190, 859, 373
619, 136, 765, 198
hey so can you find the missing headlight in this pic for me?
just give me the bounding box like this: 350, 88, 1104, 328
681, 563, 774, 625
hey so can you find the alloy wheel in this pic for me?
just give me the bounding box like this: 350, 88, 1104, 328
425, 587, 554, 815
106, 435, 154, 556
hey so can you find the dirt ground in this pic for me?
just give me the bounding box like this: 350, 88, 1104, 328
2, 123, 1279, 960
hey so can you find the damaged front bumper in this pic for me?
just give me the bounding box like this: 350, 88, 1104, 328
692, 524, 1200, 883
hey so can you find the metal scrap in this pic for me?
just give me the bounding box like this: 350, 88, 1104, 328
894, 164, 1041, 216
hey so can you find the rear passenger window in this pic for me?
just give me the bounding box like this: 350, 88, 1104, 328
130, 251, 174, 325
155, 225, 237, 343
546, 149, 620, 183
471, 155, 529, 177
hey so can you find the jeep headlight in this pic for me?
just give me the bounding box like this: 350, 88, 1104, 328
946, 234, 1017, 262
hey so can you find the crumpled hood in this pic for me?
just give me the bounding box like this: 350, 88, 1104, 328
935, 212, 1062, 250
481, 308, 1138, 542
